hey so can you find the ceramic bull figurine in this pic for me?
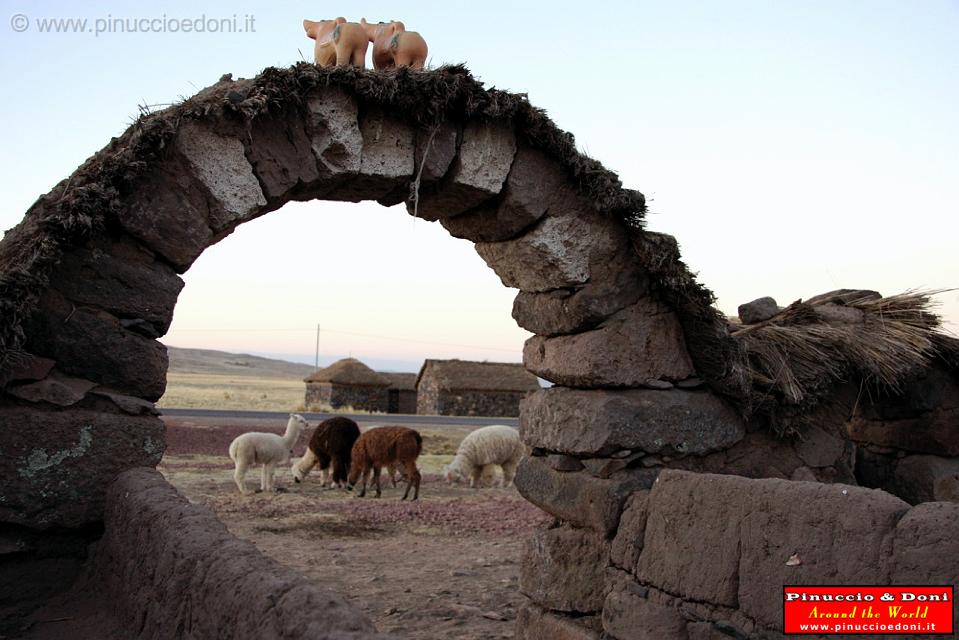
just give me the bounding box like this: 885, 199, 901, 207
303, 17, 369, 67
360, 19, 428, 70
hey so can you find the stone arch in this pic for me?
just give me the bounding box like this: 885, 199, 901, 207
1, 65, 956, 638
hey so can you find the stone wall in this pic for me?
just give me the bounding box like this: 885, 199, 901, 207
422, 389, 530, 417
39, 468, 389, 640
305, 382, 388, 412
387, 389, 417, 414
514, 469, 959, 639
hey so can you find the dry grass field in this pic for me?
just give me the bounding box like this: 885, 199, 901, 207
158, 371, 305, 411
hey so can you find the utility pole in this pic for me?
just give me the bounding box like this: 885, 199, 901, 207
314, 323, 320, 370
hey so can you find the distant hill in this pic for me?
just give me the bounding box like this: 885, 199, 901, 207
166, 347, 317, 379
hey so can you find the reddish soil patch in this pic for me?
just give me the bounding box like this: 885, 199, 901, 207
160, 416, 547, 639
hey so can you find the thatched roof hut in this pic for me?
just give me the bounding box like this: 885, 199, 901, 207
303, 358, 388, 412
415, 359, 540, 417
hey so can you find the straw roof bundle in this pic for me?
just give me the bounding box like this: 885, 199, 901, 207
731, 290, 956, 435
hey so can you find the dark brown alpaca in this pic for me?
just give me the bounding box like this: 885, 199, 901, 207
347, 426, 422, 500
291, 417, 360, 488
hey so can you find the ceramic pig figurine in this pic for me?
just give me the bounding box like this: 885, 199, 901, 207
360, 19, 428, 70
303, 17, 369, 67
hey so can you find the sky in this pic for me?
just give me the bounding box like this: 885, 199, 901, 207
1, 0, 957, 373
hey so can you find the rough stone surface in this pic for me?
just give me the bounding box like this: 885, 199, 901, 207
118, 155, 214, 271
47, 235, 184, 338
412, 121, 516, 220
246, 110, 320, 201
669, 430, 810, 482
0, 353, 55, 387
441, 145, 567, 242
84, 469, 386, 640
891, 501, 959, 625
511, 257, 649, 337
307, 87, 363, 183
609, 491, 649, 570
520, 387, 745, 457
633, 471, 910, 629
524, 299, 696, 387
602, 589, 688, 640
737, 297, 779, 324
520, 524, 609, 613
846, 368, 959, 456
794, 422, 848, 468
581, 453, 644, 479
90, 388, 160, 416
0, 407, 165, 529
805, 288, 882, 305
24, 289, 168, 401
685, 621, 732, 640
516, 604, 602, 640
176, 122, 267, 230
546, 454, 584, 472
413, 121, 458, 185
476, 208, 628, 293
893, 455, 959, 504
331, 108, 415, 204
7, 372, 96, 407
513, 457, 657, 535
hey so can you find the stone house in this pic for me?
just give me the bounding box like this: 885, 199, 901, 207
303, 358, 389, 412
379, 372, 418, 414
415, 359, 541, 417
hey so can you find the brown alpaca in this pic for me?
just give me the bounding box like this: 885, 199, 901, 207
291, 416, 360, 488
347, 427, 422, 500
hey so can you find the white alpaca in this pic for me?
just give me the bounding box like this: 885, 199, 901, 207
443, 425, 525, 488
228, 414, 308, 495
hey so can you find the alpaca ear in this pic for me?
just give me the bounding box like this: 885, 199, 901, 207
336, 16, 346, 24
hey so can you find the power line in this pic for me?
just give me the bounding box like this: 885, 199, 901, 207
166, 325, 525, 354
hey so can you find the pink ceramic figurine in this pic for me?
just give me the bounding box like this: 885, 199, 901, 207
360, 19, 428, 70
303, 17, 369, 67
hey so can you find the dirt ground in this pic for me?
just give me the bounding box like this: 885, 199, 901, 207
159, 416, 548, 639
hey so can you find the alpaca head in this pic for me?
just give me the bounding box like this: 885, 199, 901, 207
443, 464, 466, 485
287, 413, 308, 434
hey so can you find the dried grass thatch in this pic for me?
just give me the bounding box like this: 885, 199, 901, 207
730, 290, 956, 435
304, 358, 388, 387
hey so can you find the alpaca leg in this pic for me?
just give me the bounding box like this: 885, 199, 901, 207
358, 467, 370, 498
501, 461, 518, 488
402, 462, 420, 500
234, 460, 251, 495
372, 466, 382, 498
470, 466, 483, 489
260, 463, 269, 492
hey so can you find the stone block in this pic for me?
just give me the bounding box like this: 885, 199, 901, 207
0, 407, 165, 529
475, 208, 627, 293
47, 235, 184, 337
520, 524, 609, 613
0, 353, 55, 387
118, 155, 214, 271
514, 456, 656, 535
307, 87, 362, 181
176, 121, 267, 231
245, 110, 320, 201
7, 372, 95, 407
520, 387, 745, 457
523, 299, 695, 387
609, 491, 649, 570
24, 289, 168, 401
737, 297, 779, 324
326, 108, 415, 203
516, 604, 601, 640
441, 145, 567, 242
413, 121, 458, 185
893, 455, 959, 504
891, 502, 959, 624
412, 121, 516, 220
602, 588, 688, 640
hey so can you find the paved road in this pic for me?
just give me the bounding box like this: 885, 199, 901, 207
159, 407, 518, 427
